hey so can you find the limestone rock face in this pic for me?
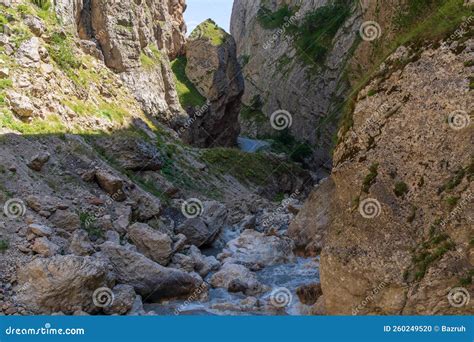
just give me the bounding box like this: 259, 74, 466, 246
54, 0, 188, 125
16, 255, 109, 314
316, 40, 474, 315
230, 0, 362, 167
288, 177, 335, 255
183, 20, 244, 147
100, 242, 202, 301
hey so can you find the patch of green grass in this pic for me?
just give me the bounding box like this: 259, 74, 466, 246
140, 45, 161, 70
464, 60, 474, 67
47, 32, 82, 76
459, 270, 474, 286
0, 79, 12, 90
201, 147, 307, 186
0, 239, 8, 253
257, 4, 295, 30
445, 196, 459, 208
288, 1, 351, 67
189, 19, 228, 46
170, 56, 206, 108
394, 181, 409, 197
362, 163, 379, 193
0, 111, 66, 134
30, 0, 51, 10
439, 167, 465, 193
79, 212, 103, 239
98, 102, 129, 123
411, 233, 456, 281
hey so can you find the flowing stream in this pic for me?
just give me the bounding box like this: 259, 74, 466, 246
145, 257, 320, 316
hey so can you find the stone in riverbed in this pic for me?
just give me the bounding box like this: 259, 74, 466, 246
100, 242, 202, 301
128, 223, 172, 266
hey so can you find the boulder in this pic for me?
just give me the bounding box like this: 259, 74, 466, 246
27, 223, 52, 237
27, 152, 50, 171
95, 170, 126, 201
24, 15, 45, 37
49, 210, 81, 232
16, 255, 109, 314
128, 223, 172, 265
15, 37, 41, 67
222, 230, 295, 267
210, 263, 266, 295
187, 245, 220, 277
69, 230, 95, 256
176, 218, 218, 248
31, 237, 60, 257
103, 284, 136, 315
296, 283, 322, 305
7, 91, 35, 118
100, 242, 202, 301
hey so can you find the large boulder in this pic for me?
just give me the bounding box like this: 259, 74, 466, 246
128, 223, 173, 265
183, 19, 244, 147
176, 218, 218, 248
222, 230, 295, 267
16, 255, 109, 314
210, 263, 266, 295
100, 242, 202, 301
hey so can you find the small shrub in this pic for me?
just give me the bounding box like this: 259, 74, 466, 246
0, 239, 8, 253
79, 212, 103, 239
257, 5, 294, 30
394, 181, 409, 197
445, 196, 459, 208
48, 32, 81, 73
362, 163, 379, 193
31, 0, 51, 10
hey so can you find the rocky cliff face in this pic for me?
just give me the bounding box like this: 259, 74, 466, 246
230, 0, 362, 168
55, 0, 188, 126
291, 34, 474, 314
320, 39, 473, 315
183, 19, 244, 147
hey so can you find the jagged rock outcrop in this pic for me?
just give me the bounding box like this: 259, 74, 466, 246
230, 0, 362, 167
295, 38, 474, 314
183, 19, 244, 147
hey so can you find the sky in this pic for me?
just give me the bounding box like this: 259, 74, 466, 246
184, 0, 234, 35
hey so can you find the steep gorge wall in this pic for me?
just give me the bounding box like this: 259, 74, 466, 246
288, 0, 474, 314
55, 0, 188, 126
231, 0, 363, 168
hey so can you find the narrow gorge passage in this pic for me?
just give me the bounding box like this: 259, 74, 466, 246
0, 0, 472, 318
